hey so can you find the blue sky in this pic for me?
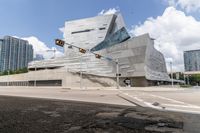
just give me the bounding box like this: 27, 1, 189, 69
0, 0, 167, 48
1, 0, 200, 71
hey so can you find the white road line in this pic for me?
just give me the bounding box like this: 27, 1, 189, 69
133, 97, 144, 102
118, 90, 144, 103
163, 107, 200, 114
118, 90, 200, 114
148, 93, 200, 108
162, 104, 200, 109
148, 94, 185, 104
145, 101, 200, 114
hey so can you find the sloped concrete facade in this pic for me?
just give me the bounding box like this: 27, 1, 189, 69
0, 13, 170, 87
28, 34, 169, 87
0, 34, 169, 87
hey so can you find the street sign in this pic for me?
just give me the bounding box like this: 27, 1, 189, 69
124, 78, 131, 87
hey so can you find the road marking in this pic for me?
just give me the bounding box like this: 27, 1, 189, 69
148, 93, 200, 109
118, 90, 144, 102
133, 97, 144, 102
117, 90, 200, 114
162, 104, 200, 109
145, 101, 200, 114
148, 94, 185, 104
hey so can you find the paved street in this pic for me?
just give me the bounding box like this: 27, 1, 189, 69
118, 88, 200, 114
0, 87, 134, 106
0, 86, 200, 132
0, 95, 187, 133
0, 86, 200, 114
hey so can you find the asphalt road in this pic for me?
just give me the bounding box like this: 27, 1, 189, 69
0, 87, 200, 132
0, 87, 200, 114
119, 88, 200, 114
0, 95, 195, 133
0, 87, 134, 106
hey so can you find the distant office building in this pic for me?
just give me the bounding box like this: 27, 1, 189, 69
184, 49, 200, 72
0, 36, 33, 72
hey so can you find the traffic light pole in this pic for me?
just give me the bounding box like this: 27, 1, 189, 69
80, 54, 83, 89
116, 59, 120, 89
34, 66, 36, 87
170, 61, 173, 87
55, 39, 121, 89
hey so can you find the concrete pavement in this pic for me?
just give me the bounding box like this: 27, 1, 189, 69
118, 89, 200, 114
0, 86, 200, 114
0, 87, 135, 106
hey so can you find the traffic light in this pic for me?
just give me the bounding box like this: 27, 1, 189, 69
95, 54, 101, 59
55, 39, 65, 47
116, 73, 121, 76
79, 48, 86, 53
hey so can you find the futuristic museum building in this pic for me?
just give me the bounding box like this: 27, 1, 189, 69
0, 13, 171, 87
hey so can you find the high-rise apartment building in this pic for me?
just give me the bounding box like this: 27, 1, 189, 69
184, 50, 200, 71
0, 36, 33, 72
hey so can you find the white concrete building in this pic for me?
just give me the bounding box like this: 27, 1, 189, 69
0, 13, 171, 87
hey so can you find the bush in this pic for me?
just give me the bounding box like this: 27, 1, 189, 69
180, 84, 192, 88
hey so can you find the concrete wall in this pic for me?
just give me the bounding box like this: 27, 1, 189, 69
63, 14, 116, 57
28, 34, 170, 84
0, 67, 117, 88
144, 35, 170, 81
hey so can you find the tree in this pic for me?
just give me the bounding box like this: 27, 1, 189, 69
189, 74, 200, 85
0, 67, 28, 76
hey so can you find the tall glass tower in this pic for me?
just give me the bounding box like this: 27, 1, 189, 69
0, 36, 33, 72
184, 50, 200, 71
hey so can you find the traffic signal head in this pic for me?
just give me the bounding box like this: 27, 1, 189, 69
95, 54, 101, 59
116, 73, 121, 76
55, 39, 65, 47
79, 48, 86, 54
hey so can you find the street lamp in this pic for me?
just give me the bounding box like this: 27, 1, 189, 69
34, 65, 36, 87
80, 53, 83, 89
46, 49, 56, 59
7, 70, 10, 86
116, 59, 120, 89
187, 75, 191, 85
169, 61, 174, 87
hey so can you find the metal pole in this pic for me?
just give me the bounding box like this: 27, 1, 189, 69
7, 70, 9, 86
116, 59, 119, 89
34, 66, 36, 87
85, 53, 88, 89
188, 75, 190, 85
54, 49, 56, 59
80, 54, 82, 89
183, 74, 186, 84
170, 61, 173, 87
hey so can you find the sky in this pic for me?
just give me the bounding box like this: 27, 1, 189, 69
0, 0, 200, 72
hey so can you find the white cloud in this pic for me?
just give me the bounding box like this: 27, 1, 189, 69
98, 7, 120, 15
165, 0, 200, 12
130, 6, 200, 72
59, 27, 65, 33
21, 36, 64, 59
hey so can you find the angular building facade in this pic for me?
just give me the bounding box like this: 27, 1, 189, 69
27, 13, 170, 87
184, 49, 200, 72
0, 36, 33, 72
